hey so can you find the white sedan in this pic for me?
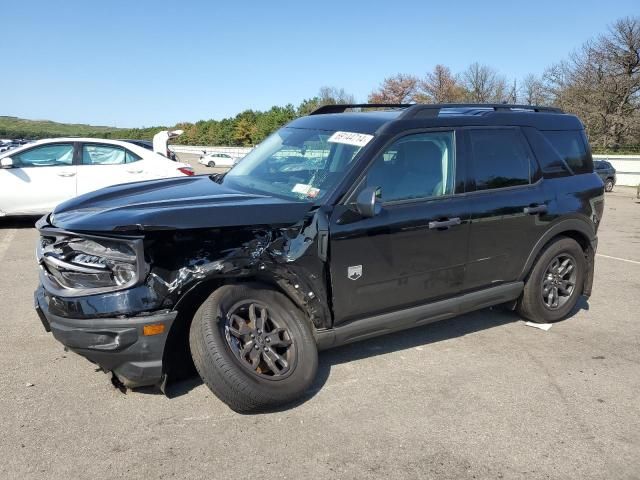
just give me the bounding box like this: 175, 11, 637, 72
0, 137, 194, 217
198, 152, 237, 168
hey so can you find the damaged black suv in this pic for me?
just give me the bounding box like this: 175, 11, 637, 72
34, 104, 605, 412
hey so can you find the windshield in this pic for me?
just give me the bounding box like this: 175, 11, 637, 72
223, 127, 372, 202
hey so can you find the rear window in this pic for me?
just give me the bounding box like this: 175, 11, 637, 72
468, 128, 532, 191
542, 131, 592, 174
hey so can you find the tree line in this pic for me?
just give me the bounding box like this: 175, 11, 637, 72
3, 16, 638, 153
366, 16, 640, 152
168, 16, 640, 152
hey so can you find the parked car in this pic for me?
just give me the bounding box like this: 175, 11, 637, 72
0, 137, 193, 216
594, 159, 616, 192
119, 139, 179, 162
198, 152, 236, 167
34, 103, 604, 412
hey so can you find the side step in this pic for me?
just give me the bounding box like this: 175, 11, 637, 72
315, 282, 523, 350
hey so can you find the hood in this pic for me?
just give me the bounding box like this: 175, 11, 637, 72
51, 175, 314, 232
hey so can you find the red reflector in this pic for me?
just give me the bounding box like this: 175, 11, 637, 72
178, 167, 194, 176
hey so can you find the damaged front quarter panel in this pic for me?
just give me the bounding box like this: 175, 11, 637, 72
144, 208, 332, 329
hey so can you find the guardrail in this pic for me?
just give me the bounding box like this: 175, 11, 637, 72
170, 145, 253, 159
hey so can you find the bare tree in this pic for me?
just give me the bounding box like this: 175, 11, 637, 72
297, 86, 356, 115
418, 64, 467, 103
461, 63, 507, 102
317, 86, 355, 105
544, 16, 640, 148
368, 74, 419, 103
521, 74, 547, 105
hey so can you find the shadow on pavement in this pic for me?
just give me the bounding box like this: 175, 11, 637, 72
0, 216, 40, 229
160, 298, 589, 411
163, 306, 521, 410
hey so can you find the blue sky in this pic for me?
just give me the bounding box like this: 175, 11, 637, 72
1, 0, 637, 127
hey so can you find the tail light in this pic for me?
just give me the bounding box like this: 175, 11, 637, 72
177, 167, 194, 176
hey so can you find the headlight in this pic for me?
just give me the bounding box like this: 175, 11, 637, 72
37, 234, 144, 294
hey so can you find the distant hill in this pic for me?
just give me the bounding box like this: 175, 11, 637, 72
0, 116, 165, 141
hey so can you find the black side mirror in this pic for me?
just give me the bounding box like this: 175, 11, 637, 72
355, 186, 381, 218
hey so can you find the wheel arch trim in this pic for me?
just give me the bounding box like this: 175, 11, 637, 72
519, 218, 596, 295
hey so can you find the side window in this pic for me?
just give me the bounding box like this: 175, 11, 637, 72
12, 144, 74, 167
125, 150, 141, 163
364, 131, 455, 202
469, 129, 531, 190
82, 144, 126, 165
542, 130, 592, 174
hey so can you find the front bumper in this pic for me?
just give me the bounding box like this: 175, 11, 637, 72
35, 286, 177, 388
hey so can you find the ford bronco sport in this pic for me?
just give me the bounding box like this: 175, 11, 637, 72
34, 103, 605, 412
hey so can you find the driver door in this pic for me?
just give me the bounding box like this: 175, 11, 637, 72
329, 130, 471, 325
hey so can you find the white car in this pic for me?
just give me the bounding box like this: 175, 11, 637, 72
0, 137, 194, 216
198, 152, 237, 168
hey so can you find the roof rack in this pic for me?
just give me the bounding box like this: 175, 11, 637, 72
309, 103, 563, 117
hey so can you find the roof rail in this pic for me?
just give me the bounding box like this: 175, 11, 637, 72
309, 103, 413, 115
398, 103, 563, 119
308, 103, 563, 117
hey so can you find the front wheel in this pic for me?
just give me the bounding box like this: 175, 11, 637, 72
190, 284, 318, 412
207, 160, 216, 168
604, 179, 614, 192
517, 237, 586, 323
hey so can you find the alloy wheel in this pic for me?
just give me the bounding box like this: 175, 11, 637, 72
223, 301, 296, 379
541, 254, 577, 310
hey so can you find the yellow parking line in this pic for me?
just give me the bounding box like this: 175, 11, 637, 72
597, 253, 640, 265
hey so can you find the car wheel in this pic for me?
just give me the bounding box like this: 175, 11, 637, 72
207, 161, 215, 167
517, 237, 585, 323
189, 284, 318, 412
604, 179, 614, 192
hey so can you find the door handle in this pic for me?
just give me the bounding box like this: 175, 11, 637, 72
523, 204, 547, 215
127, 169, 143, 174
57, 171, 76, 177
428, 217, 461, 230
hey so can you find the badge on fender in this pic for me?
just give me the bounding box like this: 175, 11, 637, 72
348, 265, 362, 280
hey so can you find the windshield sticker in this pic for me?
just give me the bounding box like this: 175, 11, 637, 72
292, 183, 312, 194
328, 131, 374, 148
306, 187, 320, 199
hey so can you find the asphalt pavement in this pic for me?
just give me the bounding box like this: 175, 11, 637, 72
0, 176, 638, 479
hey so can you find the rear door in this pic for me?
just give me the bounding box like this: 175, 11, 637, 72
0, 142, 76, 215
463, 127, 552, 290
76, 142, 152, 195
329, 130, 471, 325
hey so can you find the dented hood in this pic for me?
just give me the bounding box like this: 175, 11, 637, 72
50, 175, 314, 232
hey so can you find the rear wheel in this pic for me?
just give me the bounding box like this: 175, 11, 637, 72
189, 284, 318, 412
517, 237, 585, 323
207, 160, 216, 167
604, 178, 614, 192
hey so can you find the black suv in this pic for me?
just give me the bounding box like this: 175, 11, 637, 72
594, 159, 616, 192
34, 104, 605, 412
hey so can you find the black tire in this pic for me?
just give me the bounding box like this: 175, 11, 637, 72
189, 284, 318, 412
604, 179, 614, 192
207, 160, 215, 167
517, 237, 586, 323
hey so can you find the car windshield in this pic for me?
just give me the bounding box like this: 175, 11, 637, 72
222, 127, 371, 202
